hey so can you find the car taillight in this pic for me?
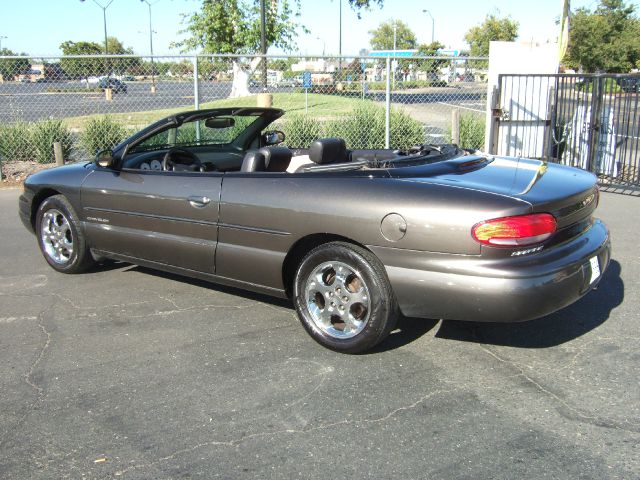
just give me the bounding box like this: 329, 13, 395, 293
472, 213, 557, 246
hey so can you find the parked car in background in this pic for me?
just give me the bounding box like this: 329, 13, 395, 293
617, 76, 639, 93
98, 78, 127, 93
19, 107, 611, 353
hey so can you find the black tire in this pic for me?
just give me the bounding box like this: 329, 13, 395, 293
35, 194, 95, 274
293, 242, 399, 353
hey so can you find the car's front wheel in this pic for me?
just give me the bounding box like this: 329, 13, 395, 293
293, 242, 398, 353
35, 195, 95, 274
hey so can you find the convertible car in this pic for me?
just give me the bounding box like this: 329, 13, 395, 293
19, 107, 611, 353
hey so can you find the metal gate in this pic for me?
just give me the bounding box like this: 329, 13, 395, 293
488, 73, 640, 187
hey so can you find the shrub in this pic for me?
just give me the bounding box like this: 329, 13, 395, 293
0, 122, 32, 162
325, 104, 424, 150
389, 108, 426, 150
80, 116, 129, 157
278, 114, 324, 148
459, 113, 485, 150
325, 104, 386, 149
31, 119, 73, 164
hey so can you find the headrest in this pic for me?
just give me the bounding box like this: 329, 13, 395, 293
259, 147, 292, 172
240, 150, 266, 172
309, 138, 347, 164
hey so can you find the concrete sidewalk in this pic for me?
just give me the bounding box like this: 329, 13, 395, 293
0, 187, 637, 479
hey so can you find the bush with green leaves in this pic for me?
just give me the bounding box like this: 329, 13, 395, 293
0, 122, 32, 163
278, 114, 324, 149
324, 104, 385, 149
389, 108, 426, 151
80, 116, 129, 157
448, 113, 485, 151
325, 104, 424, 150
32, 119, 74, 164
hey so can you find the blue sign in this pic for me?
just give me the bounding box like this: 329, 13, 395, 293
303, 71, 312, 88
437, 49, 460, 57
369, 50, 417, 57
369, 49, 460, 58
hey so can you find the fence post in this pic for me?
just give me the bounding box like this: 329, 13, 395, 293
385, 56, 391, 149
53, 142, 64, 166
193, 56, 200, 111
586, 76, 604, 173
451, 109, 460, 146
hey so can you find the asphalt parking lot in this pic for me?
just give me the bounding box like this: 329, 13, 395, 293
0, 187, 637, 479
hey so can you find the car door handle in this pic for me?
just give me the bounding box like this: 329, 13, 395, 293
188, 196, 211, 208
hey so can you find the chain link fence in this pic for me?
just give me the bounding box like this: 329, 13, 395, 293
0, 54, 489, 171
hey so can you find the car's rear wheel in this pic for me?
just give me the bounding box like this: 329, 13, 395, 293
293, 242, 398, 353
35, 195, 95, 274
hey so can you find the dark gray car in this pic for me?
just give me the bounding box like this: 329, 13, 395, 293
19, 107, 611, 353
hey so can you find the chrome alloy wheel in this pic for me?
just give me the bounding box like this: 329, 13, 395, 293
304, 261, 371, 339
40, 208, 74, 264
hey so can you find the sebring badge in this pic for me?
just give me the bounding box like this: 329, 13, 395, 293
511, 245, 544, 256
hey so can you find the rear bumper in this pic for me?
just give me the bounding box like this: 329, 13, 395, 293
370, 219, 611, 322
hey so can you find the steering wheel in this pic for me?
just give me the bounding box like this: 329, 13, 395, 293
162, 147, 202, 172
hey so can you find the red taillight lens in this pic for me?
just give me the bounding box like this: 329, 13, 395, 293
472, 213, 557, 246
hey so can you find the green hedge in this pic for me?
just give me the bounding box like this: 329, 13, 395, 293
278, 104, 425, 150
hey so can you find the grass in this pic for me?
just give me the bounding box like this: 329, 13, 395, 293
63, 93, 374, 130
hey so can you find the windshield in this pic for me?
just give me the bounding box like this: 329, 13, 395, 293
130, 114, 261, 153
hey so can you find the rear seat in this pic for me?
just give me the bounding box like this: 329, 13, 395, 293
287, 138, 349, 172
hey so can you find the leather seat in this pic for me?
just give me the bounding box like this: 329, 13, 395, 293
241, 147, 293, 173
240, 150, 266, 172
259, 147, 292, 172
309, 138, 348, 164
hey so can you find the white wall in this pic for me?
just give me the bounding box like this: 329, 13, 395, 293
485, 41, 559, 157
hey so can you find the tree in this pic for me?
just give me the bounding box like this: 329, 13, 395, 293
565, 0, 640, 72
415, 41, 447, 78
175, 0, 305, 97
104, 37, 141, 75
59, 41, 104, 82
464, 14, 519, 57
0, 48, 30, 81
346, 0, 383, 18
369, 20, 417, 50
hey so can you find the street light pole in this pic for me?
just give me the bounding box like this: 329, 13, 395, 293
141, 0, 159, 92
80, 0, 115, 82
0, 36, 7, 52
422, 9, 435, 44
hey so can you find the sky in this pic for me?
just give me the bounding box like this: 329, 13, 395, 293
0, 0, 634, 58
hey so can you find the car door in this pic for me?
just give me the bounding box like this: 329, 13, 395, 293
81, 168, 222, 274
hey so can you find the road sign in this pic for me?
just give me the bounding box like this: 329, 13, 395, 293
303, 71, 312, 88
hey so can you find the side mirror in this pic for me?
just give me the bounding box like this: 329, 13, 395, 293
95, 149, 115, 168
263, 130, 285, 146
